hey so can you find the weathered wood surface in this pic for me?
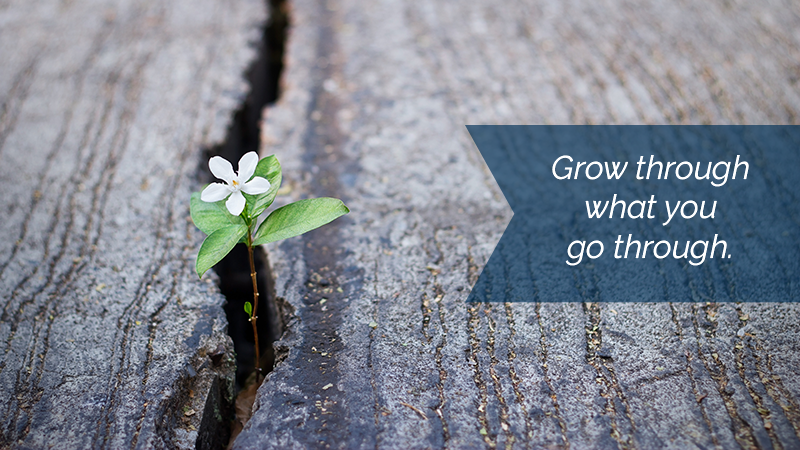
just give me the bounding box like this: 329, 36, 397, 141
0, 0, 266, 447
236, 0, 800, 449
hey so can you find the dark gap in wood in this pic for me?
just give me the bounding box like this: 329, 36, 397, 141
199, 0, 288, 393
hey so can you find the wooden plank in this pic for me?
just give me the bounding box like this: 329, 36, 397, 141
0, 0, 266, 447
235, 0, 800, 448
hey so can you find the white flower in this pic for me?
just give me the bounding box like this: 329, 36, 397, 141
201, 152, 271, 216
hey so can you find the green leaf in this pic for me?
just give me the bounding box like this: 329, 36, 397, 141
253, 198, 349, 246
196, 224, 248, 277
244, 302, 252, 316
244, 155, 282, 219
190, 191, 245, 235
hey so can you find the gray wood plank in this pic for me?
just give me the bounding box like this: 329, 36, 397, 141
0, 0, 266, 447
235, 0, 800, 449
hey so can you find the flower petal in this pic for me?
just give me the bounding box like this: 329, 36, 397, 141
241, 176, 271, 195
209, 156, 235, 183
226, 190, 246, 216
200, 183, 231, 202
237, 151, 259, 182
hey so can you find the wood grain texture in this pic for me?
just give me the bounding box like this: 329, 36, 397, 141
0, 0, 266, 447
236, 0, 800, 448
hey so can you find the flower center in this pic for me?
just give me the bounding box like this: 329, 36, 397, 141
231, 179, 240, 187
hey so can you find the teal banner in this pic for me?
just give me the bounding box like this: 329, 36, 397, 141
467, 126, 800, 302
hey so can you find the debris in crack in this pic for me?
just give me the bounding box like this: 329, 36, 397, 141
229, 373, 261, 448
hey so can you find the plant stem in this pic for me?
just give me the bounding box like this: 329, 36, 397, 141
246, 231, 262, 383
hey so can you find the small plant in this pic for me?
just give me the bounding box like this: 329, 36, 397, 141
190, 151, 349, 381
